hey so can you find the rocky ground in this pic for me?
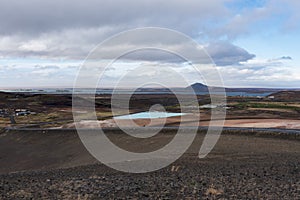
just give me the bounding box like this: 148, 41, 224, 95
1, 154, 299, 199
0, 130, 299, 199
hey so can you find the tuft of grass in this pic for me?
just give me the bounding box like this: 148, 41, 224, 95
205, 185, 223, 196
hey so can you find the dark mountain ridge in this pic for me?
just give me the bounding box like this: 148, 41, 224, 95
188, 83, 299, 93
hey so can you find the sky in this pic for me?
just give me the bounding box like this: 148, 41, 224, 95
0, 0, 300, 88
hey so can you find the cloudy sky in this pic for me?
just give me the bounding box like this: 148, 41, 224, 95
0, 0, 300, 88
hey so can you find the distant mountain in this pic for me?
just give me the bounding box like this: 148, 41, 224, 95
186, 83, 227, 93
188, 83, 209, 92
187, 83, 290, 93
136, 83, 286, 94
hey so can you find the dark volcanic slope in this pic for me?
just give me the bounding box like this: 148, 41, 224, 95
0, 129, 299, 199
268, 90, 300, 101
0, 130, 97, 173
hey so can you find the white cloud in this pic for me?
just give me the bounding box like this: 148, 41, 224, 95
19, 41, 48, 52
216, 57, 300, 87
0, 0, 299, 87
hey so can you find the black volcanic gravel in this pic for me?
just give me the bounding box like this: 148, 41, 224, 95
0, 130, 299, 199
1, 151, 299, 199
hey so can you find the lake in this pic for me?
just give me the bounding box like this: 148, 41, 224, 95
0, 88, 274, 97
114, 111, 186, 119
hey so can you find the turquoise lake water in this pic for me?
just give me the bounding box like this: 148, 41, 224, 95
114, 112, 186, 119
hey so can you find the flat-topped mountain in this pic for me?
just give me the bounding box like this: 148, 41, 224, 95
188, 83, 209, 92
188, 82, 287, 93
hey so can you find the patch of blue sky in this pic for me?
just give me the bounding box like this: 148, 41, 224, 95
225, 0, 267, 12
